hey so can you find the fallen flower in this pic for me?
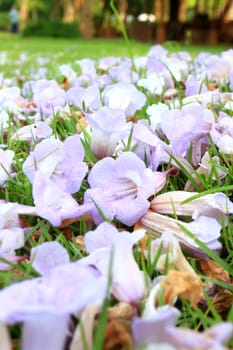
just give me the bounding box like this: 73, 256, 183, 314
149, 231, 198, 277
0, 262, 107, 350
151, 190, 233, 221
84, 152, 175, 226
80, 222, 146, 303
30, 241, 70, 276
140, 211, 222, 256
85, 106, 130, 159
23, 134, 88, 194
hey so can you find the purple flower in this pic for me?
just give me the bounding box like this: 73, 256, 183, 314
84, 221, 145, 253
0, 149, 14, 186
32, 79, 66, 117
0, 262, 107, 350
141, 211, 222, 256
0, 202, 25, 270
66, 85, 101, 112
32, 171, 90, 226
86, 106, 131, 158
23, 134, 88, 194
30, 241, 70, 276
160, 102, 215, 165
132, 305, 180, 346
84, 152, 171, 226
11, 122, 52, 142
102, 82, 146, 116
133, 306, 233, 349
80, 222, 146, 302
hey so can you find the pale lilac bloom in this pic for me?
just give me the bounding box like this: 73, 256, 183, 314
0, 110, 10, 131
0, 262, 107, 350
217, 134, 233, 154
132, 121, 172, 170
32, 79, 66, 118
81, 222, 146, 303
98, 56, 122, 71
102, 82, 146, 116
30, 241, 70, 276
146, 102, 169, 135
59, 64, 77, 83
86, 106, 131, 159
108, 59, 139, 83
132, 121, 192, 174
147, 45, 168, 59
84, 152, 172, 226
11, 122, 52, 142
185, 74, 208, 97
132, 305, 180, 346
133, 307, 233, 350
0, 86, 23, 109
66, 85, 101, 112
137, 72, 166, 95
75, 58, 97, 76
149, 231, 197, 276
84, 221, 146, 253
141, 211, 222, 255
0, 202, 25, 270
152, 191, 233, 221
160, 102, 215, 165
163, 323, 233, 350
0, 149, 14, 185
32, 171, 90, 226
23, 134, 88, 194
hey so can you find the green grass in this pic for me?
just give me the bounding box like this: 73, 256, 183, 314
0, 32, 231, 62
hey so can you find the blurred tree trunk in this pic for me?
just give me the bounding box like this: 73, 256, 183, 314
20, 0, 29, 27
52, 0, 61, 21
155, 0, 168, 43
63, 0, 75, 22
80, 0, 95, 38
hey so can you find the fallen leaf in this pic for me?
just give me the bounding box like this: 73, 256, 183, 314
103, 319, 134, 350
198, 258, 230, 283
160, 270, 203, 308
107, 302, 136, 321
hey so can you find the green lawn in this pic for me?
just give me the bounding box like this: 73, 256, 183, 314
0, 32, 231, 62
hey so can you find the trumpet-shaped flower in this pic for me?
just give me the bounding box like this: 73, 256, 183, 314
0, 202, 25, 270
132, 305, 181, 346
84, 152, 174, 226
11, 122, 52, 142
86, 106, 131, 158
0, 262, 107, 350
32, 79, 66, 117
149, 231, 198, 276
80, 222, 146, 302
30, 241, 70, 276
151, 191, 233, 221
102, 82, 146, 116
133, 306, 233, 350
66, 85, 101, 112
0, 149, 14, 186
23, 134, 88, 194
160, 102, 215, 164
32, 171, 90, 226
141, 211, 222, 256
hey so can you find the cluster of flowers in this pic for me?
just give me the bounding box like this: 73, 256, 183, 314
0, 44, 233, 349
